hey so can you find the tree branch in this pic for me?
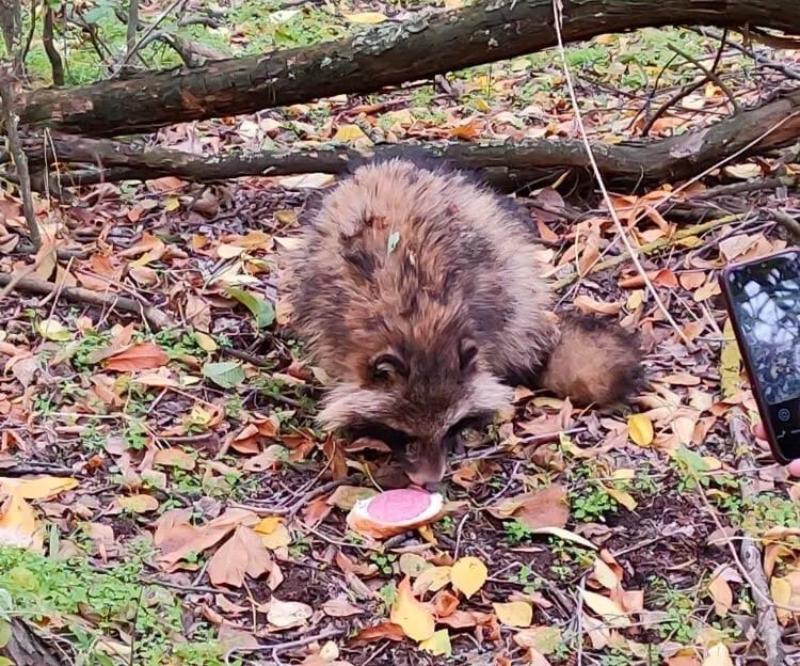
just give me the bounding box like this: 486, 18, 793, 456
15, 0, 800, 136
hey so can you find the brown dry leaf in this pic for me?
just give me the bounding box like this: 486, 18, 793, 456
489, 484, 568, 530
154, 448, 196, 470
679, 271, 706, 290
208, 526, 271, 588
437, 610, 478, 629
350, 622, 405, 646
432, 589, 460, 617
322, 596, 363, 618
513, 626, 562, 653
390, 577, 435, 641
592, 557, 621, 589
574, 295, 621, 316
103, 343, 168, 372
158, 508, 257, 567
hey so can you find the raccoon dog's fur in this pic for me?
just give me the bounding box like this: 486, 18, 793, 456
282, 158, 642, 486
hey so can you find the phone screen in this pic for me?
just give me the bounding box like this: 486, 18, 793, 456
726, 251, 800, 460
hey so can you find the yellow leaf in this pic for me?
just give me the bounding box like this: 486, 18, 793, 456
217, 243, 245, 259
195, 332, 218, 352
254, 517, 291, 550
708, 574, 732, 616
333, 124, 371, 144
391, 577, 435, 641
0, 476, 79, 499
627, 413, 654, 447
0, 494, 40, 550
702, 643, 733, 666
164, 196, 180, 212
419, 629, 451, 656
473, 97, 491, 113
493, 601, 533, 627
450, 556, 487, 598
115, 494, 159, 514
603, 485, 637, 511
581, 590, 630, 628
720, 319, 741, 399
626, 290, 644, 311
412, 565, 452, 595
36, 319, 71, 341
514, 626, 562, 654
344, 11, 387, 24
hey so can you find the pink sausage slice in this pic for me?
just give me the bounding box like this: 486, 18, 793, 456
366, 489, 431, 523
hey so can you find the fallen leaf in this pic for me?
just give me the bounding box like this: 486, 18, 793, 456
226, 288, 275, 329
513, 626, 562, 653
350, 622, 405, 646
574, 295, 621, 316
432, 589, 459, 617
720, 319, 741, 399
526, 526, 597, 550
36, 318, 71, 342
592, 558, 621, 590
627, 413, 654, 447
581, 590, 630, 628
0, 476, 78, 499
267, 597, 313, 629
0, 493, 40, 550
154, 448, 196, 470
603, 485, 637, 511
103, 343, 168, 372
390, 577, 435, 641
412, 565, 452, 595
113, 494, 159, 514
254, 516, 291, 549
493, 601, 533, 627
450, 556, 487, 599
419, 629, 451, 656
327, 485, 377, 511
208, 526, 271, 588
202, 361, 245, 389
702, 643, 734, 666
322, 596, 363, 618
344, 11, 387, 24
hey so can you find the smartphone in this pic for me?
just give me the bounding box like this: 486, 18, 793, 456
720, 248, 800, 463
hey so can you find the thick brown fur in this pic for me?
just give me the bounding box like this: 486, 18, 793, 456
281, 158, 642, 484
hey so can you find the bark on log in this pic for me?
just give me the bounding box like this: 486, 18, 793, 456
25, 89, 800, 190
19, 0, 800, 137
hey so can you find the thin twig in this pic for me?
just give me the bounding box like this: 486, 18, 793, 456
119, 0, 185, 69
552, 214, 744, 290
126, 0, 138, 61
728, 409, 787, 666
551, 0, 691, 346
667, 42, 739, 113
0, 272, 173, 329
0, 73, 40, 249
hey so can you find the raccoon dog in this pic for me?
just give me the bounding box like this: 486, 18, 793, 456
282, 158, 642, 487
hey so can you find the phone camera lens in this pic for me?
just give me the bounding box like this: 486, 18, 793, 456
778, 408, 792, 422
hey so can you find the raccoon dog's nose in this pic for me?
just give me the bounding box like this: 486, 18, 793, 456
406, 469, 445, 491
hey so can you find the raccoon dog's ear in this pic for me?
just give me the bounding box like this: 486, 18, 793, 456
458, 338, 479, 373
369, 351, 408, 382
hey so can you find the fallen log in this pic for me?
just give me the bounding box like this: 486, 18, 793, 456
23, 89, 800, 190
19, 0, 800, 137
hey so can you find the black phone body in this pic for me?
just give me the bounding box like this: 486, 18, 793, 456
720, 248, 800, 464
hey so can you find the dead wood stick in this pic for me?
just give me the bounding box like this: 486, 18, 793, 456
0, 273, 174, 329
728, 409, 786, 666
667, 42, 739, 113
551, 214, 743, 290
0, 74, 40, 249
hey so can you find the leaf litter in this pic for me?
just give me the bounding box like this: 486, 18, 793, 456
0, 8, 799, 666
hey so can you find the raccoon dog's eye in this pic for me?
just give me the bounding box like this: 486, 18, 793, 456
369, 352, 407, 381
458, 338, 479, 372
445, 415, 486, 439
350, 422, 411, 450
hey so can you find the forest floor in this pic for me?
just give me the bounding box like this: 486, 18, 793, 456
1, 2, 800, 665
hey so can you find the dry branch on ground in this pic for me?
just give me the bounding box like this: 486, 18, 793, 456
16, 0, 800, 136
